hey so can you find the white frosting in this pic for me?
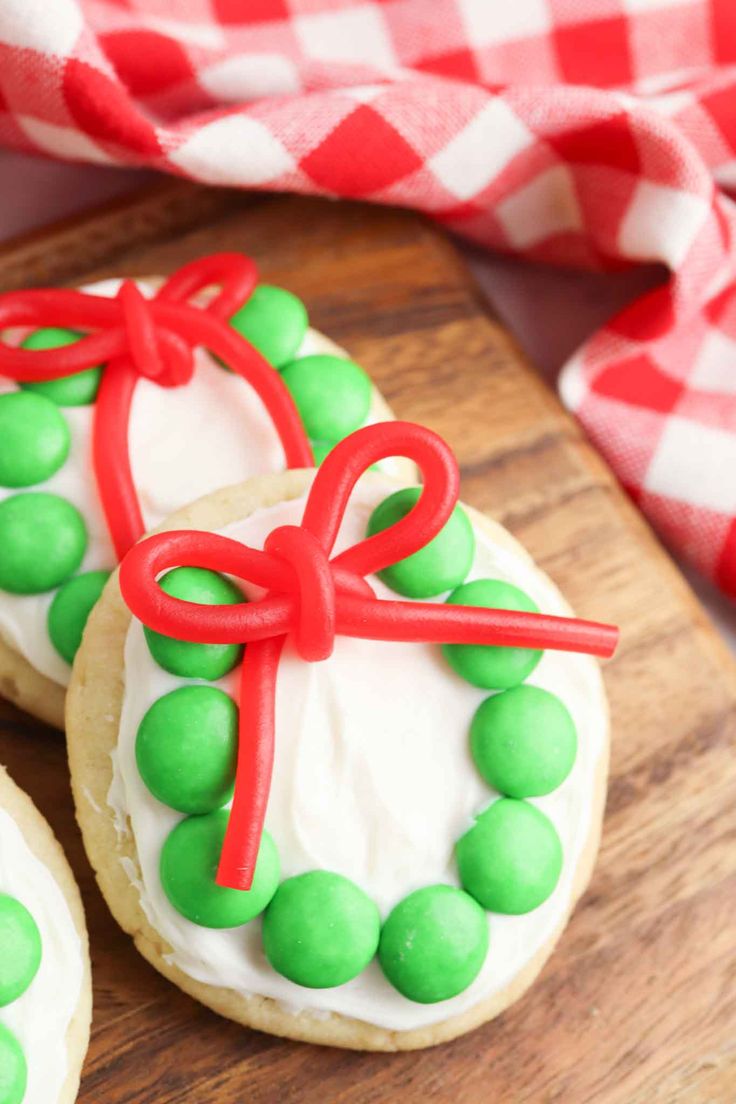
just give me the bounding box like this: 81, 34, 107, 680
0, 807, 83, 1102
112, 477, 607, 1032
0, 278, 398, 687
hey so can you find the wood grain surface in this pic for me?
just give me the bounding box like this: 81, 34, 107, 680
1, 183, 735, 1103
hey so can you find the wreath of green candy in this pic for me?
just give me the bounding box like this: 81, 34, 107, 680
122, 421, 617, 1007
0, 892, 42, 1104
0, 259, 373, 670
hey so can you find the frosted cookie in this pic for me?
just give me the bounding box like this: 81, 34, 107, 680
67, 422, 616, 1051
0, 764, 90, 1102
0, 254, 406, 728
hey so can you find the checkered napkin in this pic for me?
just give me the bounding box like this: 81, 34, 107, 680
2, 1, 736, 595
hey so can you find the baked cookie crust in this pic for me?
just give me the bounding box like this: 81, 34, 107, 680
0, 763, 92, 1099
67, 470, 609, 1051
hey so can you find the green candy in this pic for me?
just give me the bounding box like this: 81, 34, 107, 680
263, 871, 380, 988
0, 391, 70, 488
0, 493, 87, 594
229, 285, 308, 368
20, 327, 101, 406
144, 567, 244, 680
47, 569, 110, 665
470, 686, 577, 798
379, 885, 489, 1004
136, 686, 237, 814
367, 487, 475, 598
280, 354, 371, 444
443, 578, 542, 689
0, 1025, 26, 1104
0, 894, 42, 1007
160, 810, 279, 928
456, 798, 562, 914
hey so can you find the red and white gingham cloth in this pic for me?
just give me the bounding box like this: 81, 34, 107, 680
2, 1, 736, 595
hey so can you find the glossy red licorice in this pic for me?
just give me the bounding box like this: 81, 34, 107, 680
0, 254, 312, 558
120, 421, 619, 891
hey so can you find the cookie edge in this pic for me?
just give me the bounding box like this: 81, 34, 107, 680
0, 763, 92, 1101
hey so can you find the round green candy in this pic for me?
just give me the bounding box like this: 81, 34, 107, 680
0, 493, 87, 594
379, 885, 488, 1004
20, 327, 101, 406
280, 354, 371, 445
0, 391, 70, 488
470, 686, 577, 798
136, 686, 237, 814
0, 1024, 26, 1104
144, 567, 244, 680
229, 284, 308, 368
367, 487, 475, 598
263, 871, 380, 988
0, 894, 42, 1007
160, 810, 279, 928
443, 578, 542, 689
456, 798, 562, 914
47, 569, 111, 665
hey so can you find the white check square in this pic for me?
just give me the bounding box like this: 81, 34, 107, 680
690, 329, 736, 394
619, 180, 710, 267
428, 100, 533, 202
644, 415, 736, 513
293, 6, 396, 66
0, 0, 83, 52
170, 115, 295, 186
199, 54, 301, 100
496, 165, 582, 249
457, 0, 550, 44
18, 117, 112, 164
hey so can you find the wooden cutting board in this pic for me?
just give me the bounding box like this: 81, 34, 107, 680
0, 182, 735, 1104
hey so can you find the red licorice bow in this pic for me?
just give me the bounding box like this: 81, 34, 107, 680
0, 254, 312, 558
120, 420, 619, 892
